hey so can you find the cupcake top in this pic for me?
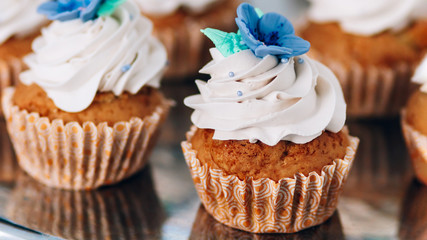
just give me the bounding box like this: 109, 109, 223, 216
134, 0, 221, 16
308, 0, 427, 36
20, 0, 167, 113
413, 55, 427, 92
0, 0, 47, 44
184, 3, 346, 146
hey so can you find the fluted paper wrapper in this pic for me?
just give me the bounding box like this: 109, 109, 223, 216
153, 0, 239, 79
182, 126, 359, 233
401, 115, 427, 185
0, 57, 25, 116
308, 49, 415, 118
2, 87, 172, 190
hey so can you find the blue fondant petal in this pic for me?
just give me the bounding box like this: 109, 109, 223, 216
254, 45, 293, 58
258, 13, 294, 40
236, 3, 259, 36
236, 18, 261, 50
277, 35, 311, 56
80, 0, 102, 22
37, 0, 104, 22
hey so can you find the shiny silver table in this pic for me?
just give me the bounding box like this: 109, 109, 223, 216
0, 80, 424, 240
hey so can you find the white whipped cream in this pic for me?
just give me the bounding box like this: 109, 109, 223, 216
0, 0, 47, 44
21, 2, 167, 113
413, 55, 427, 93
184, 49, 346, 146
308, 0, 427, 36
134, 0, 220, 16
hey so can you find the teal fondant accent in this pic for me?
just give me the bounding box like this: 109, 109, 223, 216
201, 28, 249, 57
255, 8, 264, 17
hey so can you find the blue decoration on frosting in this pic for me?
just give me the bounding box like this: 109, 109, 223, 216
121, 64, 131, 72
37, 0, 125, 22
235, 3, 310, 59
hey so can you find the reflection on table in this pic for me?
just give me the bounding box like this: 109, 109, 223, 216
6, 166, 164, 240
399, 179, 427, 240
190, 205, 344, 240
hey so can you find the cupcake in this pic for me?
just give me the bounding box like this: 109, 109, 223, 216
182, 3, 359, 233
134, 0, 240, 79
3, 0, 173, 190
0, 0, 47, 112
299, 0, 427, 117
7, 167, 164, 239
402, 55, 427, 185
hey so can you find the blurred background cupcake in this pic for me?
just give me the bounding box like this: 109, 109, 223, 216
6, 166, 165, 240
134, 0, 240, 79
0, 0, 47, 114
402, 54, 427, 185
299, 0, 427, 117
3, 0, 173, 190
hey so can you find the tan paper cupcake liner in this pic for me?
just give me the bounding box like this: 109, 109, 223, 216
2, 87, 172, 190
0, 57, 25, 116
182, 126, 359, 233
401, 114, 427, 185
151, 0, 240, 79
308, 49, 416, 118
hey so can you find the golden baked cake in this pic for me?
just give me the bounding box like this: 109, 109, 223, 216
3, 0, 173, 190
299, 0, 427, 117
13, 83, 165, 126
191, 128, 349, 181
182, 3, 359, 234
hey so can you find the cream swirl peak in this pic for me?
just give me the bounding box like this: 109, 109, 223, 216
0, 0, 47, 44
184, 49, 346, 146
21, 1, 167, 112
308, 0, 427, 36
135, 0, 220, 16
184, 3, 345, 145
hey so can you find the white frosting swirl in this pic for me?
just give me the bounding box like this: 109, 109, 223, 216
184, 49, 346, 146
308, 0, 427, 36
134, 0, 220, 16
0, 0, 47, 44
413, 54, 427, 93
21, 2, 167, 113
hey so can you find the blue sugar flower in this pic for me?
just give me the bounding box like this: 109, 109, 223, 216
235, 3, 310, 59
38, 0, 103, 22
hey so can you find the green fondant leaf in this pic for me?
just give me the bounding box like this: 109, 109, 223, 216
97, 0, 126, 17
201, 28, 249, 57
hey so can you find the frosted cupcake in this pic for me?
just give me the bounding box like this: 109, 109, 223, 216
182, 3, 359, 233
0, 0, 47, 112
134, 0, 239, 79
299, 0, 427, 117
402, 55, 427, 185
3, 0, 173, 190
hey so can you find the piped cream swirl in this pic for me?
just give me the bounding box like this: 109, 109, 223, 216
21, 2, 167, 113
0, 0, 47, 44
308, 0, 427, 36
135, 0, 220, 16
184, 49, 346, 146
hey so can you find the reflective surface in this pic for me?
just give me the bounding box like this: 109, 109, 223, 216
0, 81, 424, 239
